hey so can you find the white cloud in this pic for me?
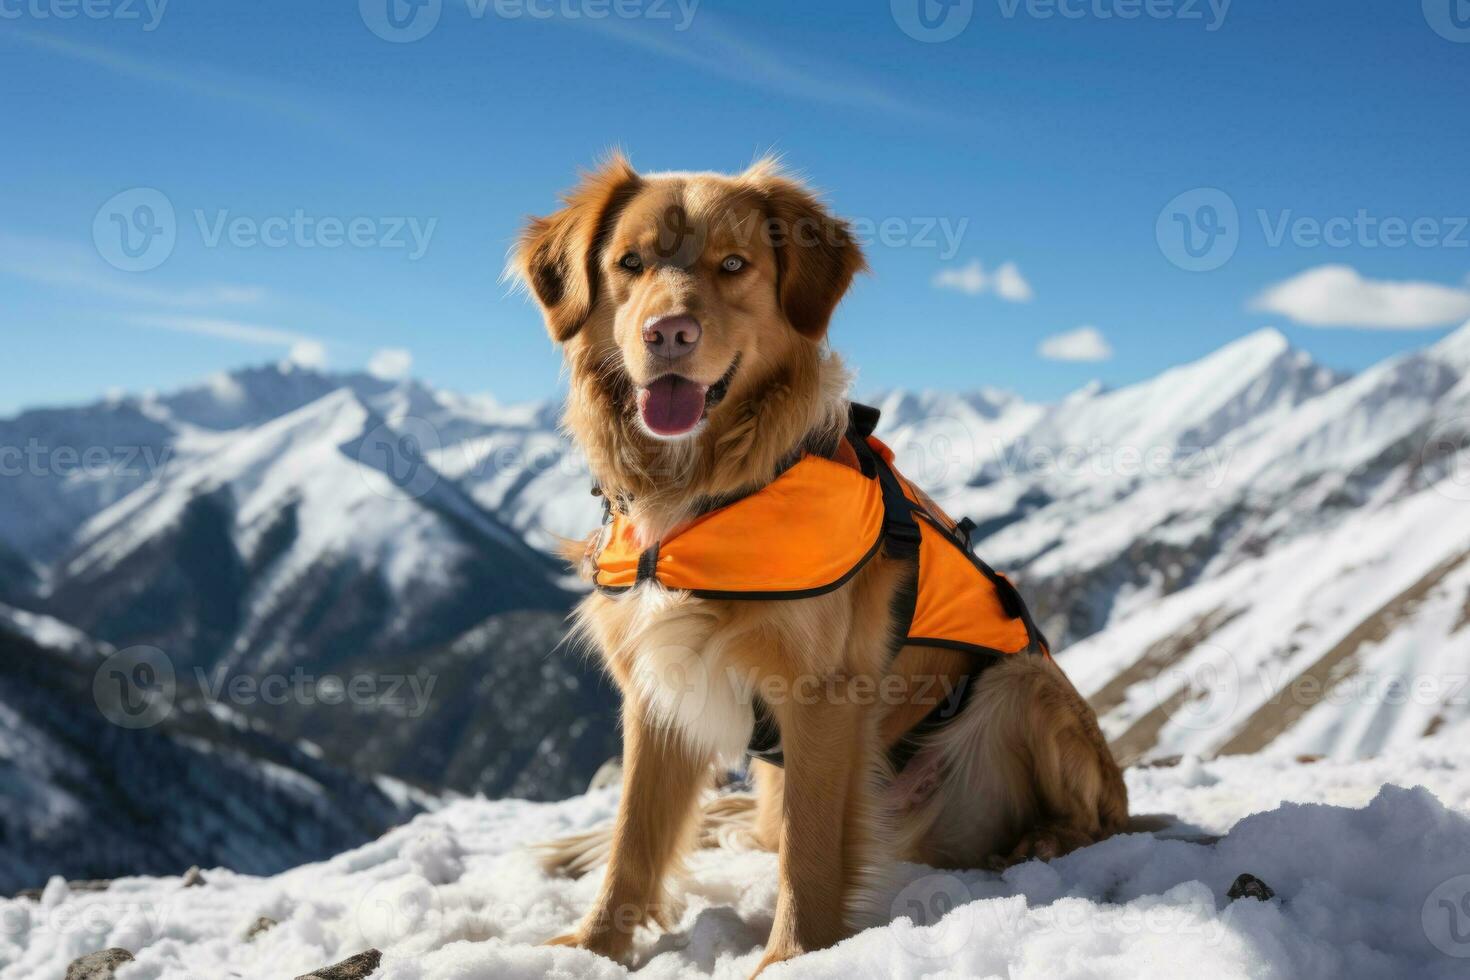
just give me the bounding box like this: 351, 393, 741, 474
991, 261, 1035, 303
367, 348, 414, 381
287, 341, 328, 370
932, 259, 1034, 303
1251, 265, 1470, 329
1039, 326, 1113, 363
933, 259, 987, 295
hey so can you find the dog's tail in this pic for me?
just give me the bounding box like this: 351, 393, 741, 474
536, 792, 763, 879
696, 792, 762, 850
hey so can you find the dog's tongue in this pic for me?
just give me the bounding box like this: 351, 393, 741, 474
639, 376, 708, 436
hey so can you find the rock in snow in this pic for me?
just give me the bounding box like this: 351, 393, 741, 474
6, 725, 1470, 979
62, 949, 132, 980
1226, 874, 1275, 903
295, 948, 382, 979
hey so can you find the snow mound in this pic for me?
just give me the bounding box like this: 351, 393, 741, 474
6, 733, 1470, 979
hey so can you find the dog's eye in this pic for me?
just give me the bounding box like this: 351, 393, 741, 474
720, 255, 746, 274
619, 253, 643, 272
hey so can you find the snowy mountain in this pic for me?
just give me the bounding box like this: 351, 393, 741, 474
867, 325, 1470, 764
1, 325, 1467, 860
0, 603, 424, 896
50, 385, 568, 676
0, 364, 609, 836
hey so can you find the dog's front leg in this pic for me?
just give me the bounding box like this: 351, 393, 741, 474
754, 689, 868, 975
548, 695, 711, 962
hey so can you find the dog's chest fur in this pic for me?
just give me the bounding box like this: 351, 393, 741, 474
581, 585, 758, 766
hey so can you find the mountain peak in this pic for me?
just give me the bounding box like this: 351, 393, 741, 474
1245, 324, 1288, 344
1429, 319, 1470, 368
1027, 326, 1333, 460
1166, 327, 1300, 387
1221, 326, 1290, 359
159, 363, 341, 432
1062, 379, 1108, 403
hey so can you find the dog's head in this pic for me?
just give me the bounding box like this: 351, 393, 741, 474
513, 156, 865, 454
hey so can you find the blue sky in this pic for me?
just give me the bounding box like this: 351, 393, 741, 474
3, 0, 1469, 414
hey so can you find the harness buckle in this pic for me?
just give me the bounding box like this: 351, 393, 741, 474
955, 516, 977, 549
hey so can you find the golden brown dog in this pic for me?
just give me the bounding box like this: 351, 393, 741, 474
512, 155, 1127, 975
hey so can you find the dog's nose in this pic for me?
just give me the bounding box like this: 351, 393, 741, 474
642, 315, 702, 359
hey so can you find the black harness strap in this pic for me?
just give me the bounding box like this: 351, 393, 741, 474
746, 405, 920, 770
747, 695, 785, 767
848, 410, 921, 562
886, 660, 990, 776
635, 541, 661, 585
715, 403, 1044, 776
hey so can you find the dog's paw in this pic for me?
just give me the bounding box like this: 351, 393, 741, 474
541, 925, 634, 963
987, 822, 1098, 870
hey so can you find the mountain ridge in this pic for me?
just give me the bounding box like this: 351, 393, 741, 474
0, 325, 1466, 863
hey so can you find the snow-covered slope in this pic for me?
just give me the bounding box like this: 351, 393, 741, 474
0, 398, 178, 566
873, 324, 1470, 764
7, 727, 1470, 979
0, 364, 604, 804
1057, 474, 1470, 763
51, 386, 566, 676
3, 325, 1467, 800
0, 604, 424, 896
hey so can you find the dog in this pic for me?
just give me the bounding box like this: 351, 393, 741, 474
512, 155, 1128, 975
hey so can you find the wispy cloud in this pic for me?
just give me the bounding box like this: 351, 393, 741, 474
574, 14, 953, 124
122, 314, 330, 367
1251, 265, 1470, 329
1, 28, 328, 128
1039, 326, 1113, 362
0, 232, 266, 308
932, 259, 1034, 302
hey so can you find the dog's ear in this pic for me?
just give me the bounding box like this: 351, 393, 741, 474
514, 154, 642, 343
744, 161, 867, 341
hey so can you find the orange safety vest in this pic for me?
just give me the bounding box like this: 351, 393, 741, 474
592, 403, 1049, 768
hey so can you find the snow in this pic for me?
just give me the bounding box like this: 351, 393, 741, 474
0, 604, 98, 662
1055, 473, 1470, 762
6, 331, 1470, 977
7, 731, 1470, 980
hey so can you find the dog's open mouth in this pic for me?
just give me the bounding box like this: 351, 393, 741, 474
636, 356, 741, 438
